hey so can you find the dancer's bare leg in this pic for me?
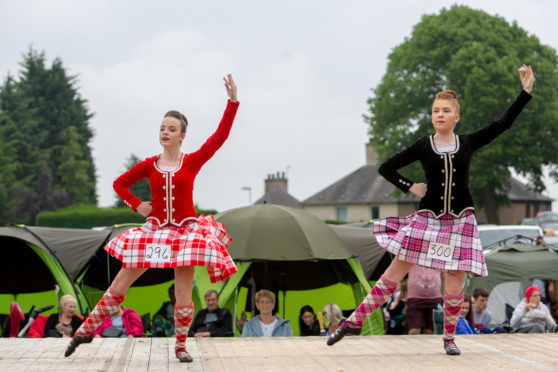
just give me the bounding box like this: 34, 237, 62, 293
110, 267, 149, 294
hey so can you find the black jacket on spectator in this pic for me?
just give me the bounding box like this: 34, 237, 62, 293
300, 321, 320, 336
188, 307, 232, 337
43, 314, 83, 337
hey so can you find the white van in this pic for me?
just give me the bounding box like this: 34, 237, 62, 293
477, 225, 543, 251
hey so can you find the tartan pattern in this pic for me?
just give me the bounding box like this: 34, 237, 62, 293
175, 303, 194, 355
443, 291, 464, 339
347, 275, 397, 326
105, 215, 237, 283
373, 210, 487, 277
74, 288, 125, 337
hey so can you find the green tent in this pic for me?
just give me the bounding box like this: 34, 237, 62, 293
206, 204, 385, 336
0, 226, 110, 319
467, 243, 558, 325
328, 224, 392, 280
467, 243, 558, 294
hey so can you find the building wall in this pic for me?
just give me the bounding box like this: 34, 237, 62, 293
304, 201, 552, 224
302, 205, 335, 221
475, 201, 552, 224
302, 203, 401, 222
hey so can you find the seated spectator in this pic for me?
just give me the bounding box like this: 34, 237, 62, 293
153, 283, 176, 337
94, 305, 144, 338
456, 295, 476, 335
299, 305, 320, 336
43, 295, 83, 338
531, 279, 547, 304
386, 281, 407, 335
189, 290, 232, 337
472, 287, 493, 333
242, 290, 293, 337
510, 286, 556, 333
406, 266, 443, 335
322, 303, 344, 336
548, 280, 558, 321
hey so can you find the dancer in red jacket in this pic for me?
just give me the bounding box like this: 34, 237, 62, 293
64, 75, 239, 363
327, 65, 534, 355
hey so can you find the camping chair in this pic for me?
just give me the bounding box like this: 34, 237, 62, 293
500, 303, 516, 333
433, 310, 444, 335
141, 313, 152, 337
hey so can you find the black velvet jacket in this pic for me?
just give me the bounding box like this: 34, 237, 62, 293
378, 90, 532, 219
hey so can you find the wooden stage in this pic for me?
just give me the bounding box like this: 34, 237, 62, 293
1, 334, 557, 371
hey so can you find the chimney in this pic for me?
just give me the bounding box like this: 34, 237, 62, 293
265, 171, 288, 193
366, 142, 378, 165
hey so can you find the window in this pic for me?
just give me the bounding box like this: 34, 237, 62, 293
336, 206, 347, 222
370, 206, 379, 220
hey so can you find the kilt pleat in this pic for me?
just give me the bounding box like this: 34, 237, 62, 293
105, 215, 237, 283
373, 210, 487, 277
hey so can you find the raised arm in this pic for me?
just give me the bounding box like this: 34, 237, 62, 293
467, 65, 533, 151
189, 75, 240, 171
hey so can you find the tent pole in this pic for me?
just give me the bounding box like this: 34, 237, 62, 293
359, 282, 373, 334
234, 286, 238, 335
283, 290, 286, 319
106, 251, 111, 288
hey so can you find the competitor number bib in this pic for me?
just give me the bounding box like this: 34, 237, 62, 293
427, 242, 454, 263
145, 244, 172, 264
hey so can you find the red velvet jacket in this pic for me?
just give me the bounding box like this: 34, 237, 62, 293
114, 100, 239, 226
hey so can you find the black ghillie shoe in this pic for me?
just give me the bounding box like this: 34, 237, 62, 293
176, 349, 194, 363
326, 319, 361, 346
443, 338, 461, 356
64, 334, 93, 357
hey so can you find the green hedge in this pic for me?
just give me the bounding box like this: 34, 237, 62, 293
36, 205, 218, 228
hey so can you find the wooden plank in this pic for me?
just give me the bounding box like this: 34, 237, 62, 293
2, 334, 558, 371
147, 337, 169, 372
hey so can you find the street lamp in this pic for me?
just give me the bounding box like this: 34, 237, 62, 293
241, 186, 252, 205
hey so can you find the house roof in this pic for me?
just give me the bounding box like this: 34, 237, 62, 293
302, 165, 417, 205
302, 164, 553, 206
507, 177, 554, 202
255, 185, 301, 208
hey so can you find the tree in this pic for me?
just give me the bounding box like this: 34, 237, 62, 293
18, 48, 97, 204
56, 126, 91, 204
0, 48, 97, 224
366, 5, 558, 223
12, 167, 70, 225
114, 154, 152, 207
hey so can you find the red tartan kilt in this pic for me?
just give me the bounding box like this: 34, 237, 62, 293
105, 215, 237, 283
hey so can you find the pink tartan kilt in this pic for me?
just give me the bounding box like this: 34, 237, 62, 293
105, 215, 237, 283
373, 210, 487, 277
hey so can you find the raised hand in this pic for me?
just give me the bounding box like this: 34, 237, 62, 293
518, 65, 533, 94
224, 74, 238, 102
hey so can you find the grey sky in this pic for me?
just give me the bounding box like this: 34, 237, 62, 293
1, 0, 556, 212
